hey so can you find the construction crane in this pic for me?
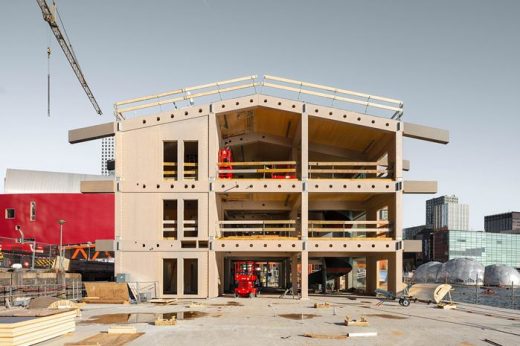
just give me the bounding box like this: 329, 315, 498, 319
36, 0, 102, 115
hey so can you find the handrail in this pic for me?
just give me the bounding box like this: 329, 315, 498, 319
218, 220, 297, 238
308, 220, 391, 238
218, 161, 297, 179
114, 75, 403, 119
308, 161, 391, 179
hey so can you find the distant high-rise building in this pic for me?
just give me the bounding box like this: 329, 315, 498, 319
485, 212, 520, 234
432, 202, 469, 230
426, 195, 459, 226
101, 137, 114, 176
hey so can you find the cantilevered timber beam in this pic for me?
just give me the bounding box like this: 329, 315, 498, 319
403, 180, 437, 194
403, 122, 449, 144
69, 122, 116, 144
80, 180, 115, 193
223, 133, 291, 148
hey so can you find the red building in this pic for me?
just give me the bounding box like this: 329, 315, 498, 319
0, 194, 114, 245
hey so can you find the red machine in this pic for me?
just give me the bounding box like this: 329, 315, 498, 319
218, 147, 233, 179
234, 261, 259, 298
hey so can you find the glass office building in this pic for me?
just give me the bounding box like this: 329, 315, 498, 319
434, 230, 520, 268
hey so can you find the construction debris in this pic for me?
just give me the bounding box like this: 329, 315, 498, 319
0, 309, 76, 346
149, 298, 177, 305
347, 332, 378, 337
108, 325, 137, 334
313, 302, 331, 308
29, 296, 83, 317
154, 316, 176, 326
303, 333, 347, 340
344, 316, 369, 326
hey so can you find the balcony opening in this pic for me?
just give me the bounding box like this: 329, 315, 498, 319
184, 200, 198, 238
308, 117, 394, 179
217, 192, 300, 239
184, 141, 198, 180
216, 107, 300, 179
163, 258, 178, 294
308, 193, 392, 239
163, 200, 177, 239
163, 141, 178, 180
183, 258, 198, 295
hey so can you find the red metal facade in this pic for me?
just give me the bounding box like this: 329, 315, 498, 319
0, 194, 114, 245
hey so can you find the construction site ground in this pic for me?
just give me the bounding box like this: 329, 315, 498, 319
39, 294, 520, 346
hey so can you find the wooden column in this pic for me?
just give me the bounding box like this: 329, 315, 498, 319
366, 256, 379, 294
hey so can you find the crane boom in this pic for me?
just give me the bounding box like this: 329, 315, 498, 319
36, 0, 102, 115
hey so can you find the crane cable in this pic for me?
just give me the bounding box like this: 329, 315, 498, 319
47, 18, 51, 117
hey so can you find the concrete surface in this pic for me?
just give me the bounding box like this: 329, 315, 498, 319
40, 294, 520, 346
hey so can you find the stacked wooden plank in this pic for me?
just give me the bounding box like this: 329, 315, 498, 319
83, 282, 130, 304
0, 309, 76, 346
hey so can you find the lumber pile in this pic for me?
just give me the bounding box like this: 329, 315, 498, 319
344, 316, 369, 326
0, 309, 76, 346
154, 316, 176, 326
313, 302, 331, 308
83, 282, 130, 304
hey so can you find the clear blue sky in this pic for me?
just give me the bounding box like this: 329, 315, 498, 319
1, 0, 519, 229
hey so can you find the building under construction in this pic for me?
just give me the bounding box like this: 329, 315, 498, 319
69, 75, 449, 298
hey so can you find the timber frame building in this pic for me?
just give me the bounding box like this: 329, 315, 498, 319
70, 75, 449, 298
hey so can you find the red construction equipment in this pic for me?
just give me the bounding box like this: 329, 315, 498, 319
234, 261, 259, 298
218, 147, 233, 179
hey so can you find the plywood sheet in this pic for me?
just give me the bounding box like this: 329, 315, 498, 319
65, 332, 144, 346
